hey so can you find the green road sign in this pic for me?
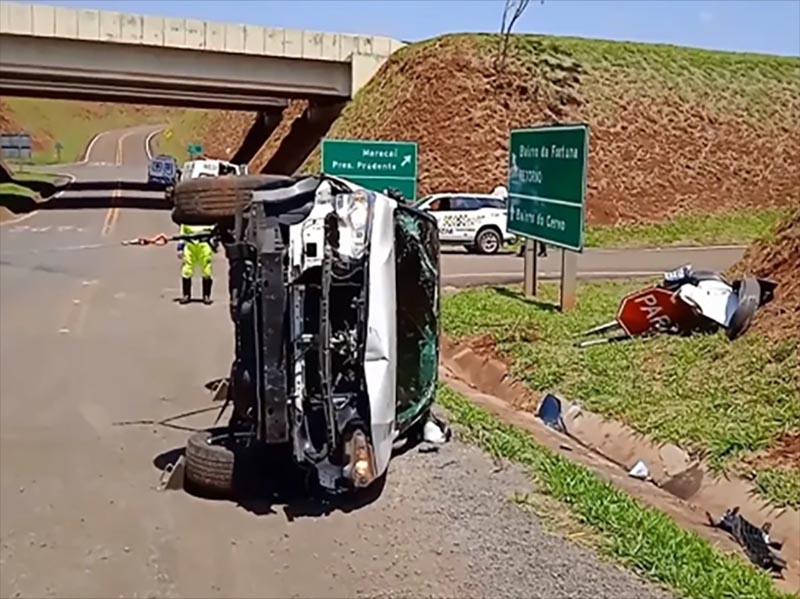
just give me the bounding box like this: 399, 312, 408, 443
187, 143, 203, 155
321, 139, 418, 201
507, 124, 589, 252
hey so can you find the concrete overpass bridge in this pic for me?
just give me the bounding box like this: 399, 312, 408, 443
0, 1, 405, 171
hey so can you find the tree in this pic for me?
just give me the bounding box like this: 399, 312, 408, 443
495, 0, 543, 72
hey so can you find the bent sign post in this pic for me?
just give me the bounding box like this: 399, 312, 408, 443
507, 124, 589, 310
321, 139, 418, 201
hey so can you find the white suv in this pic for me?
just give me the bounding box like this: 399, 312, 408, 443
415, 193, 515, 254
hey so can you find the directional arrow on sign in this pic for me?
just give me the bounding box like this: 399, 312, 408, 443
401, 155, 411, 167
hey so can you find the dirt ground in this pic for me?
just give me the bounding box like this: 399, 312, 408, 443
729, 209, 800, 338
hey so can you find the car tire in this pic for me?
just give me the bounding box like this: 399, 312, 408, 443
184, 427, 239, 498
171, 174, 290, 226
475, 227, 502, 255
726, 277, 761, 341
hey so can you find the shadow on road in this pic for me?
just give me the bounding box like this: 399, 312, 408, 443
152, 438, 402, 520
1, 191, 171, 214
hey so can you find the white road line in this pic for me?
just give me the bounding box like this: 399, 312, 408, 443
144, 128, 163, 160
80, 131, 105, 164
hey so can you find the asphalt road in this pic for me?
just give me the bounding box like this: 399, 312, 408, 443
0, 127, 679, 598
440, 245, 744, 287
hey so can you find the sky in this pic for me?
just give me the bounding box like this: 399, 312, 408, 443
42, 0, 800, 57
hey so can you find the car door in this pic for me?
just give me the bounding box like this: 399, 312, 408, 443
422, 196, 455, 241
474, 196, 509, 236
441, 196, 483, 242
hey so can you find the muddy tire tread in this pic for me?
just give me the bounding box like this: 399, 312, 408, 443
184, 428, 236, 497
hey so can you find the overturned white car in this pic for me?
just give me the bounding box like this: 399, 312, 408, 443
169, 174, 444, 496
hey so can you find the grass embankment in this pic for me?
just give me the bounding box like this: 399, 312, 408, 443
0, 169, 61, 199
507, 208, 788, 250
584, 209, 788, 248
152, 109, 255, 164
442, 281, 800, 508
303, 33, 799, 226
1, 98, 183, 164
152, 110, 210, 163
439, 386, 795, 599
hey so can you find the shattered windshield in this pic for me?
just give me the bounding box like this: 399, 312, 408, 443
394, 206, 440, 428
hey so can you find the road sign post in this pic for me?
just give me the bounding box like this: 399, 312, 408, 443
506, 124, 589, 310
321, 139, 418, 201
523, 240, 539, 296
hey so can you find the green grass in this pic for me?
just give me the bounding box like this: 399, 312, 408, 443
7, 168, 61, 183
0, 169, 63, 200
3, 98, 178, 164
0, 183, 37, 198
439, 385, 795, 599
753, 468, 800, 511
506, 209, 785, 250
585, 209, 787, 248
505, 34, 800, 124
152, 109, 211, 163
442, 282, 800, 506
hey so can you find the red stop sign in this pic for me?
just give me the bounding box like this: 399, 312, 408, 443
616, 286, 699, 337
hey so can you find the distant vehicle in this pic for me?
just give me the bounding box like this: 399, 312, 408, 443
415, 193, 516, 254
147, 154, 178, 186
179, 158, 247, 181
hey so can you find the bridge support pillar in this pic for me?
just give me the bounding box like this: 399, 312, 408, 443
230, 107, 285, 166
260, 100, 346, 176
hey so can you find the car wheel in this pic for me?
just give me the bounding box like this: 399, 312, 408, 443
183, 427, 244, 498
475, 228, 501, 254
727, 277, 761, 341
171, 174, 293, 226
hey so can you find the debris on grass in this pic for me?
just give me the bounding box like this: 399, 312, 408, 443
576, 264, 777, 347
439, 385, 795, 599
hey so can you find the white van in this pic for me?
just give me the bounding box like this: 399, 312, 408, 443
179, 159, 248, 181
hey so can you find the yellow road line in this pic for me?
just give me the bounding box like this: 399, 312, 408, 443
100, 131, 132, 237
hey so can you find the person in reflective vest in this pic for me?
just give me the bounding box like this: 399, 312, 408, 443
177, 223, 215, 305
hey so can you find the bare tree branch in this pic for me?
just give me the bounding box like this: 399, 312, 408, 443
495, 0, 542, 73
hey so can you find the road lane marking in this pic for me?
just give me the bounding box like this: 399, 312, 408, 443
144, 128, 163, 160
100, 130, 136, 237
79, 131, 106, 164
59, 279, 99, 335
72, 281, 102, 337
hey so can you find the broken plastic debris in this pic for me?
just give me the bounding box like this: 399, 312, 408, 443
576, 265, 778, 346
706, 507, 787, 575
628, 460, 650, 480
422, 419, 448, 445
536, 394, 566, 433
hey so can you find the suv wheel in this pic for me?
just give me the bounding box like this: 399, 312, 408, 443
475, 228, 501, 254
